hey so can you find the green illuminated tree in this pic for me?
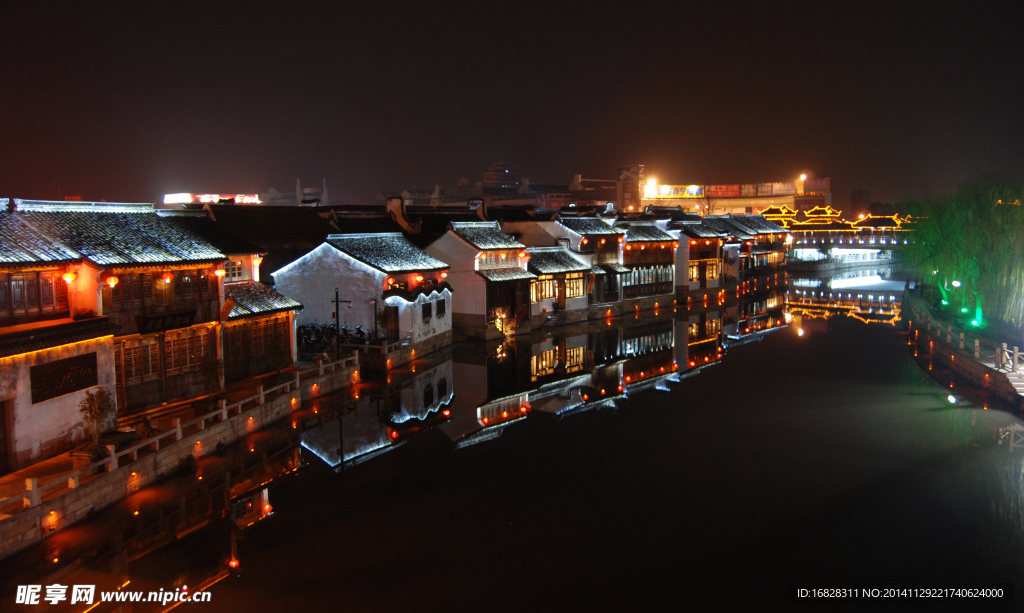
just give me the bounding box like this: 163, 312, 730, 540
905, 174, 1024, 328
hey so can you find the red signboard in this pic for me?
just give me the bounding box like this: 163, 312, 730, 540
706, 184, 741, 198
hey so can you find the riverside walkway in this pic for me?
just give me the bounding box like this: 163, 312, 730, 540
903, 289, 1024, 448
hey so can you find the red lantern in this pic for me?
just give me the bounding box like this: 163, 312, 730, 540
213, 268, 226, 278
106, 276, 119, 288
161, 272, 174, 284
61, 272, 76, 284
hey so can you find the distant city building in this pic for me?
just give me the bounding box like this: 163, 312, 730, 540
482, 163, 522, 189
160, 179, 329, 208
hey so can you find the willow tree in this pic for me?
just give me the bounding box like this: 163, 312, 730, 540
905, 175, 1024, 328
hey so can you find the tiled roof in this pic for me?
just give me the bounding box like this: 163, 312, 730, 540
157, 212, 262, 255
557, 217, 623, 236
225, 281, 303, 320
621, 222, 675, 243
591, 266, 607, 275
790, 219, 855, 231
326, 233, 448, 273
0, 212, 81, 266
526, 247, 591, 275
851, 215, 902, 228
15, 202, 225, 267
451, 222, 524, 250
730, 215, 788, 234
760, 205, 795, 216
678, 223, 725, 239
0, 316, 120, 359
601, 262, 631, 274
700, 217, 754, 240
476, 267, 537, 282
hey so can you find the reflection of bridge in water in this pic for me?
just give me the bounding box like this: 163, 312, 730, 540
787, 270, 904, 327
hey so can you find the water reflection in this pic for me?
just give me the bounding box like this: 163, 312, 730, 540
0, 416, 302, 609
17, 268, 1024, 608
788, 266, 905, 331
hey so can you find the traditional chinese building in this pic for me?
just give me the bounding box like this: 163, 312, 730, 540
425, 221, 534, 339
616, 221, 677, 308
0, 204, 121, 472
157, 212, 303, 384
272, 232, 452, 366
523, 246, 591, 327
7, 200, 238, 415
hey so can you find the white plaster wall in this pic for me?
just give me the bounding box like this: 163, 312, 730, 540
501, 221, 572, 248
566, 296, 587, 311
389, 288, 452, 343
272, 243, 386, 329
0, 336, 116, 467
425, 234, 487, 316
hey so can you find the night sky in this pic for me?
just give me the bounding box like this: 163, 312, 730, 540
1, 3, 1021, 207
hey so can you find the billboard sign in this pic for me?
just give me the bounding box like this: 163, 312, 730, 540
741, 184, 757, 197
757, 183, 773, 196
804, 177, 831, 192
163, 193, 262, 205
652, 185, 703, 198
616, 165, 645, 181
706, 184, 741, 198
772, 182, 797, 196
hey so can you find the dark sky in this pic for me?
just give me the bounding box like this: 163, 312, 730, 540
2, 2, 1021, 207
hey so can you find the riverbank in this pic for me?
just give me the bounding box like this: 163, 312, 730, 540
903, 289, 1024, 411
0, 356, 360, 561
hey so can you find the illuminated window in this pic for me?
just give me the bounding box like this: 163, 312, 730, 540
531, 349, 556, 380
226, 260, 244, 280
706, 318, 722, 336
532, 276, 555, 302
688, 323, 698, 338
706, 260, 720, 278
564, 346, 585, 373
689, 262, 700, 282
565, 272, 585, 298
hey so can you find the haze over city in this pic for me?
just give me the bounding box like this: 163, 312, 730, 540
2, 3, 1021, 205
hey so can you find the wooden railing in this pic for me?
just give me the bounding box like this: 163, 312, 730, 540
904, 298, 1021, 372
0, 354, 358, 512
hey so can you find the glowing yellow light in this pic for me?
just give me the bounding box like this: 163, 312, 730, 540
62, 272, 76, 283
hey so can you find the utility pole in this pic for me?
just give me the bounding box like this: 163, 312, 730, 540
331, 288, 351, 361
370, 299, 379, 340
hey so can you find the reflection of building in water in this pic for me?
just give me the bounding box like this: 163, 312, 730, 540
301, 359, 453, 467
787, 287, 902, 329
677, 309, 724, 369
0, 424, 301, 603
725, 286, 789, 343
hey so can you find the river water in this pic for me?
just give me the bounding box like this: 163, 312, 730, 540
3, 268, 1023, 610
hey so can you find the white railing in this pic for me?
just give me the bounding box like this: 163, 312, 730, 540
0, 354, 358, 512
